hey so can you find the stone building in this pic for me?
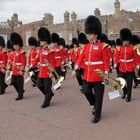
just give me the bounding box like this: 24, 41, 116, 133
0, 0, 140, 46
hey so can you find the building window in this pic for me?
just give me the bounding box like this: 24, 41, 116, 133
25, 31, 31, 45
68, 33, 72, 41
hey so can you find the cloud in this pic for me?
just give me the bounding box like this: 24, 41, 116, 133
0, 0, 139, 24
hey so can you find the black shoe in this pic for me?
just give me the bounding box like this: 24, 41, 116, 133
0, 85, 8, 95
41, 102, 50, 108
32, 84, 36, 87
133, 84, 138, 89
15, 96, 23, 101
93, 118, 100, 123
126, 98, 131, 102
91, 117, 100, 123
41, 92, 54, 108
121, 94, 126, 99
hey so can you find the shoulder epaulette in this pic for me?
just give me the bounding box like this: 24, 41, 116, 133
102, 43, 109, 49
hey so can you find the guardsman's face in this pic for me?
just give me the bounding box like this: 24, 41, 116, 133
40, 41, 47, 47
13, 45, 20, 50
29, 45, 35, 50
74, 44, 78, 48
52, 43, 58, 47
123, 41, 129, 46
0, 46, 2, 49
87, 34, 98, 43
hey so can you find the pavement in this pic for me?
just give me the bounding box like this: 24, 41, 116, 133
0, 72, 140, 140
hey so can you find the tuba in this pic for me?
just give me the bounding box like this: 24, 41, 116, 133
94, 69, 126, 91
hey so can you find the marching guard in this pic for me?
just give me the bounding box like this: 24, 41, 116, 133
10, 32, 26, 100
37, 27, 55, 108
0, 36, 8, 95
72, 16, 110, 123
114, 28, 138, 102
28, 36, 39, 87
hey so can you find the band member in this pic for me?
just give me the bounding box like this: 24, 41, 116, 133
72, 16, 110, 123
37, 27, 55, 108
70, 38, 80, 70
6, 40, 14, 85
51, 33, 63, 77
28, 37, 39, 87
131, 35, 140, 88
10, 32, 26, 100
59, 38, 68, 79
76, 33, 89, 93
114, 38, 122, 76
114, 28, 137, 102
0, 36, 8, 95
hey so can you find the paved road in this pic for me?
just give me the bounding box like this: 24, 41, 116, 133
0, 72, 140, 140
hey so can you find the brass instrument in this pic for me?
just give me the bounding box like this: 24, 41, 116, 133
135, 66, 140, 81
136, 44, 140, 56
94, 69, 126, 91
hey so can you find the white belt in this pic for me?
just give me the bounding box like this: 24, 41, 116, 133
120, 59, 133, 63
85, 61, 103, 65
55, 56, 61, 59
31, 58, 35, 61
40, 64, 48, 66
15, 63, 22, 65
0, 61, 4, 63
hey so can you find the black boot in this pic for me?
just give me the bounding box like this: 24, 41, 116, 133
121, 93, 126, 99
15, 93, 23, 101
41, 92, 54, 108
133, 84, 138, 89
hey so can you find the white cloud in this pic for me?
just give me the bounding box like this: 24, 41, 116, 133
0, 0, 139, 24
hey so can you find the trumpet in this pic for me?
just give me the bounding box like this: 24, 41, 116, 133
94, 69, 126, 91
136, 44, 140, 56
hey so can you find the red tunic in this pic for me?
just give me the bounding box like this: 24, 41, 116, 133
75, 42, 110, 82
11, 50, 26, 76
0, 49, 7, 72
114, 45, 137, 73
38, 47, 55, 78
28, 48, 39, 68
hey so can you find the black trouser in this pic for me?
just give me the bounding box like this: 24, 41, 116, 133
134, 70, 140, 85
116, 63, 120, 76
0, 72, 7, 94
37, 77, 53, 95
61, 66, 67, 79
76, 68, 84, 86
83, 81, 105, 119
119, 71, 134, 100
11, 75, 24, 98
30, 68, 38, 85
55, 67, 61, 76
71, 62, 75, 70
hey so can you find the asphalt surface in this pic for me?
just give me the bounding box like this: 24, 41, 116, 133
0, 72, 140, 140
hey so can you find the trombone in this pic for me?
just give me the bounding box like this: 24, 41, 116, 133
94, 69, 126, 91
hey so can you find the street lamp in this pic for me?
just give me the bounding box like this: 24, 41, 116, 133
128, 18, 133, 30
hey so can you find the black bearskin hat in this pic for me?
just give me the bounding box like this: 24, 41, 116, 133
10, 32, 23, 47
85, 15, 102, 36
0, 36, 5, 48
120, 28, 132, 42
78, 33, 89, 44
100, 34, 108, 44
28, 37, 38, 47
38, 27, 51, 44
59, 38, 65, 46
131, 35, 139, 45
7, 40, 13, 49
72, 38, 79, 45
51, 33, 60, 44
116, 38, 122, 46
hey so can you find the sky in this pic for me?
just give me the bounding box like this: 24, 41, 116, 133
0, 0, 139, 24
